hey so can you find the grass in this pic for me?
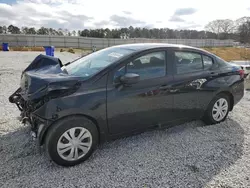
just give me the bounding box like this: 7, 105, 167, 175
57, 48, 92, 54
0, 46, 250, 62
203, 47, 250, 61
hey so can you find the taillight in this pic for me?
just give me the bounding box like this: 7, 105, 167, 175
239, 69, 245, 79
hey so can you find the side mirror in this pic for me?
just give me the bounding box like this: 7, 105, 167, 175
120, 73, 140, 85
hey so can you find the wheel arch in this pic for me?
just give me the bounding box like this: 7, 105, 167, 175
39, 114, 102, 146
216, 91, 234, 111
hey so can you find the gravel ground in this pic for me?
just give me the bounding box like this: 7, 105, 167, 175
0, 52, 250, 188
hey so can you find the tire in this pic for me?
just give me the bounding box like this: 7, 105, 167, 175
45, 116, 98, 166
202, 93, 230, 125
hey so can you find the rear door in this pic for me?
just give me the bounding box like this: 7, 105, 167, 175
106, 49, 175, 135
170, 49, 216, 120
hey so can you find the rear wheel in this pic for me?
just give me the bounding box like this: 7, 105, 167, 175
45, 116, 98, 166
203, 94, 230, 125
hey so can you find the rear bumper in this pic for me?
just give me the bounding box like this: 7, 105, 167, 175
245, 75, 250, 90
232, 80, 244, 106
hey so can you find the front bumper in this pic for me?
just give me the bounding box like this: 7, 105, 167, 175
26, 113, 53, 145
9, 87, 54, 144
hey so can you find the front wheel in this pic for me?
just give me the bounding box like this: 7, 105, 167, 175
45, 116, 98, 166
203, 94, 230, 125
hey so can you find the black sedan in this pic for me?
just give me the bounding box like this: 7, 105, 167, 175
9, 43, 245, 166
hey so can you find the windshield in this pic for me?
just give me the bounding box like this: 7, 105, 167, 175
65, 47, 134, 78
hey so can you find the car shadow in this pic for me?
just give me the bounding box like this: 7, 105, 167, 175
0, 118, 245, 187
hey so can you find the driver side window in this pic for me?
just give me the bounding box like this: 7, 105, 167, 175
114, 51, 166, 82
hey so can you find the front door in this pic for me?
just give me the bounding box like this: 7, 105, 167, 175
106, 50, 175, 135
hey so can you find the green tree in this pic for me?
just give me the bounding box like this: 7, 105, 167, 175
27, 27, 36, 34
8, 25, 21, 34
80, 29, 90, 37
21, 27, 29, 34
58, 28, 64, 36
37, 27, 49, 35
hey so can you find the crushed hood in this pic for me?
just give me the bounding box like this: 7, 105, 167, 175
20, 54, 81, 101
22, 54, 64, 75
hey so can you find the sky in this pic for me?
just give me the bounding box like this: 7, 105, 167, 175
0, 0, 249, 31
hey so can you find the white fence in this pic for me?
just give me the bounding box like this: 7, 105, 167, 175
0, 34, 235, 48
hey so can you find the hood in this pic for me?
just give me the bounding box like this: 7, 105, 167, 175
20, 54, 81, 101
22, 54, 64, 76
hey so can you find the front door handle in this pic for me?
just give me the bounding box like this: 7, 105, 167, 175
169, 89, 178, 93
210, 72, 219, 76
159, 85, 178, 93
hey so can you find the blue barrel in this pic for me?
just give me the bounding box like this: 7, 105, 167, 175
44, 46, 55, 56
2, 43, 9, 51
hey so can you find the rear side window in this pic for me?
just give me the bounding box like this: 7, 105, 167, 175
202, 55, 213, 70
216, 56, 228, 67
175, 52, 203, 74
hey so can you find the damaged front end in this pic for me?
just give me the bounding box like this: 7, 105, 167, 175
9, 87, 47, 139
9, 54, 81, 140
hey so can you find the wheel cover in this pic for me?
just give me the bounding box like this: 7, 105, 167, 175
57, 127, 92, 161
212, 98, 229, 122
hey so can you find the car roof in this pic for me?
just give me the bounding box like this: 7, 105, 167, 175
111, 43, 214, 56
112, 43, 197, 51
